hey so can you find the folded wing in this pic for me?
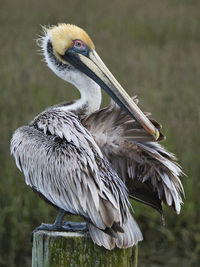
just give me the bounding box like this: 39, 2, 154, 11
11, 108, 142, 249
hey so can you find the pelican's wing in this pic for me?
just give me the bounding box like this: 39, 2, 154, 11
83, 97, 184, 214
11, 109, 142, 249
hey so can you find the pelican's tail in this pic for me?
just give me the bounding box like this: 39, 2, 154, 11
88, 214, 143, 250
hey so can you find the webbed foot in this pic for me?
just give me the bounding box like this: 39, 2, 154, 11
31, 221, 88, 242
62, 221, 88, 232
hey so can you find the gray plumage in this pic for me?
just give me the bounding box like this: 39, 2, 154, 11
11, 107, 143, 249
10, 97, 184, 249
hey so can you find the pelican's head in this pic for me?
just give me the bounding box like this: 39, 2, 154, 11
40, 23, 159, 141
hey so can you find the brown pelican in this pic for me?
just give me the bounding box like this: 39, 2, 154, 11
10, 24, 184, 250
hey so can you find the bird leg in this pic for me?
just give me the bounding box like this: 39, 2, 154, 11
32, 209, 88, 234
34, 209, 66, 231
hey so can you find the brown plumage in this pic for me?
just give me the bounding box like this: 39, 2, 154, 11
83, 97, 184, 214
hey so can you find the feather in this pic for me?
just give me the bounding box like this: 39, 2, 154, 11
11, 107, 142, 249
83, 96, 184, 214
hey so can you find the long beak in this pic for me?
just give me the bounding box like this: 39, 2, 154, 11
63, 49, 159, 141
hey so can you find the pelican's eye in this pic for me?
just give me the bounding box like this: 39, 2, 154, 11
73, 39, 85, 50
65, 39, 90, 57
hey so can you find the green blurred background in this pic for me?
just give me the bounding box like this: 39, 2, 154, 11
0, 0, 199, 266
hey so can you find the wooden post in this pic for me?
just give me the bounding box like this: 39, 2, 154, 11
32, 230, 137, 267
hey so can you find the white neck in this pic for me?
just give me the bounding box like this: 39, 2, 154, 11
43, 36, 102, 116
61, 71, 102, 116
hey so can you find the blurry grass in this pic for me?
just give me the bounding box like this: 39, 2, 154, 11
0, 0, 200, 266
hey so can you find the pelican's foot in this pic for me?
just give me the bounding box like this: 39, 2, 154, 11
62, 221, 88, 232
34, 221, 87, 232
31, 221, 88, 242
34, 222, 61, 232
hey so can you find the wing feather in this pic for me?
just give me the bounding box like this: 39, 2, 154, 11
11, 109, 142, 249
83, 97, 184, 214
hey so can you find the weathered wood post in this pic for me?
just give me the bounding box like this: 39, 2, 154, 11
32, 231, 137, 267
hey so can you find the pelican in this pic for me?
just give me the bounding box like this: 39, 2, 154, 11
10, 24, 184, 250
